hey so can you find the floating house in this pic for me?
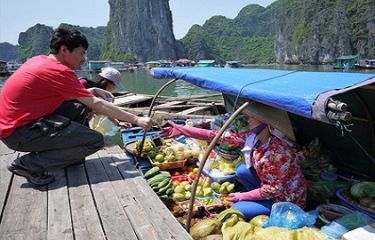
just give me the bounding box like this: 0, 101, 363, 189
108, 62, 128, 71
197, 60, 215, 67
88, 60, 110, 72
6, 61, 22, 71
334, 55, 360, 69
145, 61, 161, 69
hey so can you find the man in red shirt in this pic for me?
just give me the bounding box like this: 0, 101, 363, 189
0, 27, 153, 186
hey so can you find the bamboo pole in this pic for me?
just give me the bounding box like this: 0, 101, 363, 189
136, 78, 178, 161
185, 101, 250, 231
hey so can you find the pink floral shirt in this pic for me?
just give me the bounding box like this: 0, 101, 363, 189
252, 136, 307, 207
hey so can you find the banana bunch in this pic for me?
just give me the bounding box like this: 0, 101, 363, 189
135, 139, 155, 152
216, 208, 245, 222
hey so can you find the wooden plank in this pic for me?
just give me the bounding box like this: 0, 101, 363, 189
84, 152, 138, 240
114, 95, 152, 106
97, 150, 161, 240
154, 100, 185, 108
113, 150, 192, 240
66, 163, 106, 240
120, 107, 217, 120
176, 106, 211, 115
0, 142, 15, 220
47, 169, 73, 240
0, 169, 47, 240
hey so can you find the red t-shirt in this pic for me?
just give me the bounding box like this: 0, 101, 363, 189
0, 55, 93, 138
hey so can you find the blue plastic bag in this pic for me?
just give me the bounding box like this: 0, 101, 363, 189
263, 202, 317, 229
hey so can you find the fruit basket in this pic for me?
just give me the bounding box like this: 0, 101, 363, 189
148, 156, 186, 170
316, 203, 353, 224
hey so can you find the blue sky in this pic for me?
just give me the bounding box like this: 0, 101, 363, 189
0, 0, 275, 45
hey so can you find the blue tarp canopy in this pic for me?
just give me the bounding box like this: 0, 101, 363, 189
151, 67, 375, 123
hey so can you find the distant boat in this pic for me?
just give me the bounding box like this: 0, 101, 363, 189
355, 59, 375, 69
225, 61, 242, 68
333, 55, 359, 69
197, 60, 215, 67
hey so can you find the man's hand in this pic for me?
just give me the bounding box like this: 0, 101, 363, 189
88, 87, 114, 102
118, 121, 132, 128
136, 117, 154, 131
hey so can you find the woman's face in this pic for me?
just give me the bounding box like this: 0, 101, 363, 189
105, 82, 116, 92
243, 110, 262, 129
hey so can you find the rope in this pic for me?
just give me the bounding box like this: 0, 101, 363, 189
232, 70, 299, 111
348, 132, 375, 165
333, 120, 375, 165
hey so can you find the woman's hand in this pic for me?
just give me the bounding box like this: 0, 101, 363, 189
88, 87, 114, 102
227, 192, 243, 202
227, 189, 262, 202
160, 126, 183, 138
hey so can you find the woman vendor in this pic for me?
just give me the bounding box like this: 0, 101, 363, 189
227, 102, 306, 220
161, 101, 307, 220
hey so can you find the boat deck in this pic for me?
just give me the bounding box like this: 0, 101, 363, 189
0, 141, 192, 240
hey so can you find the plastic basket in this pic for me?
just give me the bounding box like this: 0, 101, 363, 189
336, 188, 375, 219
121, 127, 160, 145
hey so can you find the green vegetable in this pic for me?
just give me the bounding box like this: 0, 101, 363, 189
350, 181, 375, 199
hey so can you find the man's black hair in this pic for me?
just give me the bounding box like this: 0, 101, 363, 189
49, 27, 88, 54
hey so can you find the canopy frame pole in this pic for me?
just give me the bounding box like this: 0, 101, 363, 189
186, 101, 250, 231
137, 78, 178, 160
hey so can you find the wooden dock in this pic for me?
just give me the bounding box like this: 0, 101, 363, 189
0, 141, 192, 240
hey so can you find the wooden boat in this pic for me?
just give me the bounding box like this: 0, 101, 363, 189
355, 59, 375, 69
113, 91, 225, 119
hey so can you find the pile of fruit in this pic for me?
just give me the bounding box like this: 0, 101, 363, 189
143, 139, 200, 164
211, 181, 235, 194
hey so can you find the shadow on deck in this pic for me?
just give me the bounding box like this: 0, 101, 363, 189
0, 142, 192, 240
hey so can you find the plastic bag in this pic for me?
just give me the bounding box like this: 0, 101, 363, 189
335, 211, 374, 230
320, 221, 348, 239
263, 202, 317, 229
320, 211, 373, 239
89, 114, 122, 146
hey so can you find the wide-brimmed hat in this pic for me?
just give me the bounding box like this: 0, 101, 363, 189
242, 101, 296, 141
99, 67, 125, 90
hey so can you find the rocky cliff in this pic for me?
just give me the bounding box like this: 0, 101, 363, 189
0, 24, 105, 62
275, 0, 375, 64
104, 0, 177, 62
180, 0, 375, 64
0, 43, 17, 61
